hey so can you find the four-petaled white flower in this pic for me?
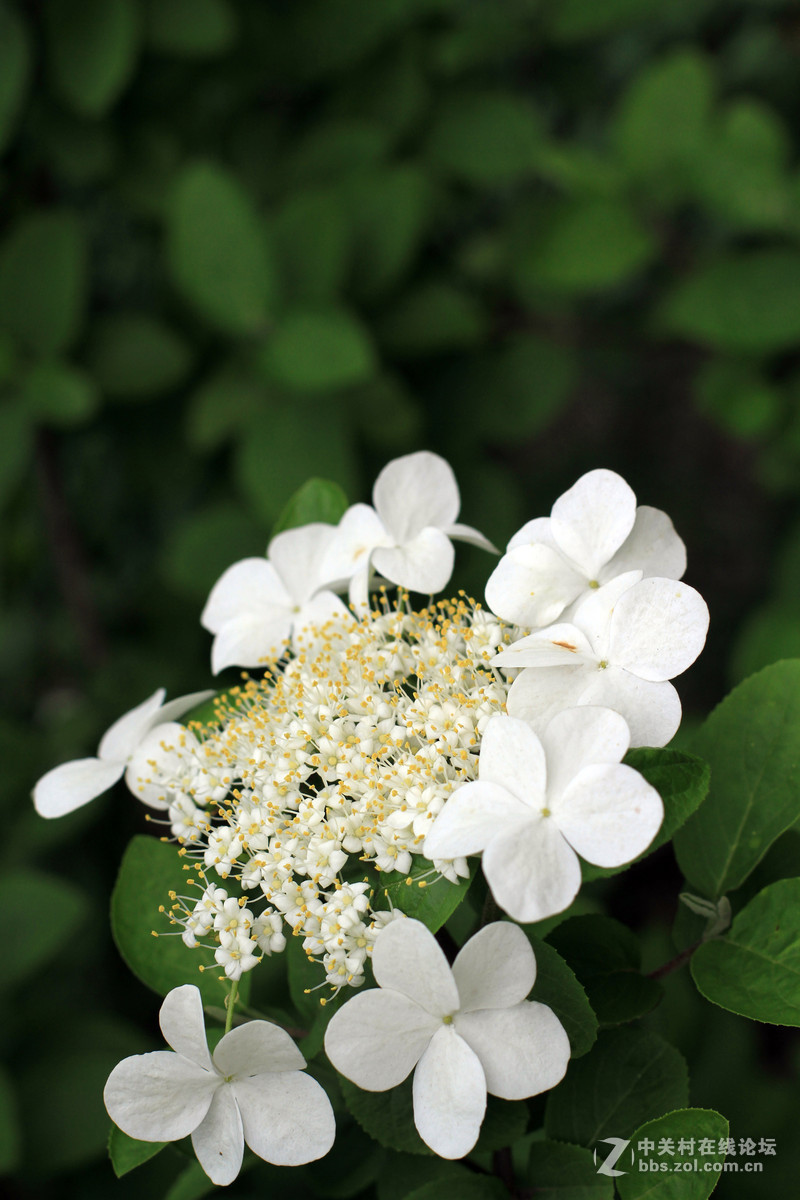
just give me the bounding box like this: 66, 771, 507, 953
424, 710, 663, 923
32, 688, 213, 819
201, 523, 352, 673
485, 468, 686, 629
324, 918, 570, 1159
320, 451, 496, 611
493, 573, 709, 747
104, 984, 335, 1186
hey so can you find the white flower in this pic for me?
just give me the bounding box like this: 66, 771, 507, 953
493, 573, 710, 747
320, 451, 496, 610
32, 688, 213, 819
424, 710, 663, 923
201, 523, 352, 673
485, 468, 686, 629
324, 918, 569, 1159
104, 984, 335, 1185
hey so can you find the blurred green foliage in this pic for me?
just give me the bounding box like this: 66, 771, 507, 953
3, 0, 800, 1196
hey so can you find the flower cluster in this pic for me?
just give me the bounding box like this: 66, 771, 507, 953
33, 453, 709, 1183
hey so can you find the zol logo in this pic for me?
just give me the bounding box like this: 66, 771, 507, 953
594, 1137, 631, 1177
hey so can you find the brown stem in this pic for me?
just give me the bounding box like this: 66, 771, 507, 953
648, 940, 702, 981
493, 1146, 517, 1196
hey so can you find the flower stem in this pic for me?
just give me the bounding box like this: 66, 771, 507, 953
224, 981, 239, 1034
648, 941, 701, 981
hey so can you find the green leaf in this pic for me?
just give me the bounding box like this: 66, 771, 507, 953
160, 502, 265, 600
22, 361, 99, 426
473, 1095, 529, 1153
526, 934, 598, 1058
515, 198, 655, 294
547, 0, 662, 41
0, 1064, 20, 1173
282, 119, 389, 190
272, 188, 350, 305
405, 1176, 507, 1200
375, 282, 487, 358
546, 916, 663, 1027
545, 1028, 689, 1147
526, 1140, 615, 1198
167, 161, 275, 335
0, 6, 31, 155
45, 0, 140, 117
658, 250, 800, 353
339, 1074, 432, 1156
691, 878, 800, 1026
377, 1155, 487, 1200
343, 165, 432, 300
144, 0, 237, 58
0, 211, 87, 355
108, 1125, 166, 1178
582, 750, 711, 881
694, 100, 790, 230
372, 858, 475, 933
426, 90, 542, 184
164, 1160, 217, 1200
186, 365, 264, 450
694, 358, 782, 440
264, 308, 377, 391
111, 835, 229, 1004
86, 313, 193, 399
0, 402, 32, 510
0, 868, 88, 990
273, 478, 349, 535
303, 1122, 384, 1198
616, 1108, 729, 1200
673, 661, 800, 897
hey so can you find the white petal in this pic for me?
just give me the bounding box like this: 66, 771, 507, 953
478, 715, 547, 806
318, 504, 391, 587
570, 571, 642, 657
210, 613, 292, 674
104, 1051, 215, 1142
200, 558, 289, 633
191, 1083, 243, 1186
493, 624, 595, 669
268, 523, 337, 606
324, 989, 437, 1089
348, 563, 371, 614
33, 757, 124, 818
506, 666, 589, 735
159, 985, 215, 1070
452, 923, 536, 1013
372, 527, 455, 594
482, 818, 581, 923
608, 577, 710, 682
485, 545, 585, 628
604, 506, 686, 581
98, 688, 167, 763
124, 722, 200, 811
506, 516, 556, 553
540, 706, 630, 802
372, 918, 459, 1017
444, 522, 498, 554
423, 782, 531, 860
214, 1021, 305, 1078
573, 667, 683, 748
151, 690, 216, 726
373, 451, 460, 542
234, 1071, 336, 1166
550, 468, 637, 579
412, 1025, 486, 1159
291, 590, 354, 653
554, 762, 664, 867
455, 1002, 570, 1099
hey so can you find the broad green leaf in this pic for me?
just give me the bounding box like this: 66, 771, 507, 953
303, 1122, 384, 1198
372, 858, 475, 933
526, 1140, 614, 1198
691, 878, 800, 1025
0, 6, 31, 155
164, 1160, 217, 1200
285, 932, 345, 1032
0, 1064, 20, 1172
108, 1125, 166, 1177
658, 251, 800, 353
617, 1108, 729, 1199
111, 835, 229, 1004
86, 313, 193, 398
545, 1028, 689, 1147
375, 282, 487, 358
526, 934, 598, 1058
405, 1177, 507, 1200
377, 1155, 489, 1200
546, 916, 662, 1026
694, 359, 782, 440
730, 604, 800, 686
22, 361, 99, 426
160, 502, 265, 600
339, 1074, 432, 1156
0, 868, 88, 989
186, 366, 264, 451
515, 198, 655, 294
0, 402, 33, 509
458, 336, 577, 440
426, 90, 542, 184
582, 750, 711, 881
0, 211, 86, 355
673, 661, 800, 897
547, 0, 661, 40
273, 478, 349, 535
167, 161, 275, 335
694, 100, 790, 230
272, 188, 350, 304
45, 0, 140, 117
144, 0, 237, 57
264, 308, 377, 391
474, 1096, 529, 1154
282, 119, 388, 190
343, 165, 432, 299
